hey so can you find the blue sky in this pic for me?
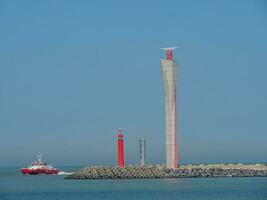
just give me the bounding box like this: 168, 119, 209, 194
0, 0, 266, 167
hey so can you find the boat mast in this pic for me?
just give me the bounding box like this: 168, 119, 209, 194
37, 152, 42, 163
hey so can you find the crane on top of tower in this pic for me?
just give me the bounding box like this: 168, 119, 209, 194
160, 47, 179, 60
160, 47, 179, 51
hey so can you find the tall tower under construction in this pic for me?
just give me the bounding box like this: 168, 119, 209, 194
161, 47, 178, 169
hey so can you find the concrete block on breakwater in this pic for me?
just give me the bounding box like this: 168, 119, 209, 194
65, 164, 267, 179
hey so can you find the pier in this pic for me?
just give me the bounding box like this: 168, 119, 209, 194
65, 164, 267, 179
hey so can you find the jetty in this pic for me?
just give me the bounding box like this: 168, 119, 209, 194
65, 163, 267, 179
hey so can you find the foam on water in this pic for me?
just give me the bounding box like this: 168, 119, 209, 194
57, 171, 74, 175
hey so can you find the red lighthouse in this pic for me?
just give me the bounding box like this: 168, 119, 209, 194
117, 129, 125, 167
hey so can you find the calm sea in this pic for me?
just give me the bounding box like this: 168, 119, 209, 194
1, 166, 267, 200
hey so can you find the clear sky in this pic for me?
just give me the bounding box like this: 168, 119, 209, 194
0, 0, 266, 167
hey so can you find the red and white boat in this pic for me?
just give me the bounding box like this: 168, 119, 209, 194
21, 153, 59, 175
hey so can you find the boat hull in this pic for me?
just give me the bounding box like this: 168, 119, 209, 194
21, 168, 59, 175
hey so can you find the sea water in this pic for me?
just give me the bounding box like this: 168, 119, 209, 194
1, 167, 267, 200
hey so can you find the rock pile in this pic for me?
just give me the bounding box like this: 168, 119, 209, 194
65, 164, 267, 179
164, 168, 267, 178
66, 165, 165, 179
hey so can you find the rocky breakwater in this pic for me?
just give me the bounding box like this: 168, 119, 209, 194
65, 165, 165, 179
65, 164, 267, 179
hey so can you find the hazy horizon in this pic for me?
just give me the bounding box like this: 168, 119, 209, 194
1, 0, 267, 167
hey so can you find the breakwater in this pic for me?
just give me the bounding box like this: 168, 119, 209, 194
65, 164, 267, 179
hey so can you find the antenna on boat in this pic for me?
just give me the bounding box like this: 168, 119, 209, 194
37, 152, 42, 163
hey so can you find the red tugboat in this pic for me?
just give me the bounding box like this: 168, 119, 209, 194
21, 153, 59, 175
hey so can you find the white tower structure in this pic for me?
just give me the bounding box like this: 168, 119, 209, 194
160, 47, 178, 169
139, 138, 146, 166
